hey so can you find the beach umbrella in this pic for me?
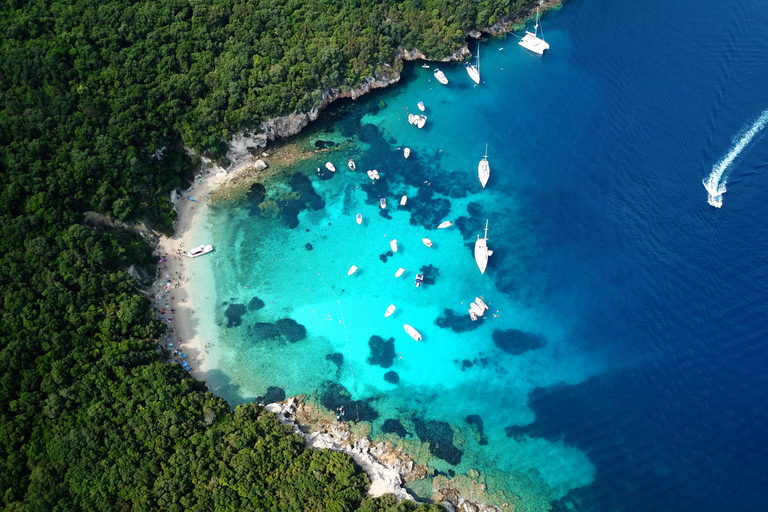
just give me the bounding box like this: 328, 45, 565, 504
181, 354, 187, 358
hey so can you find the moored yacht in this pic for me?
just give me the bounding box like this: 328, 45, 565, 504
422, 238, 433, 247
348, 158, 356, 170
470, 302, 485, 317
518, 7, 550, 55
414, 273, 424, 287
466, 43, 480, 84
356, 213, 362, 224
348, 265, 358, 275
437, 220, 453, 229
478, 144, 490, 188
417, 101, 425, 111
187, 244, 213, 258
400, 195, 407, 206
380, 197, 387, 209
434, 69, 448, 85
325, 162, 336, 172
390, 239, 398, 252
404, 324, 422, 341
385, 304, 396, 317
474, 219, 493, 274
404, 147, 410, 158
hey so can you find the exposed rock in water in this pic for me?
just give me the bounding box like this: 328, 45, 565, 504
320, 382, 379, 422
413, 418, 463, 465
275, 318, 307, 343
256, 386, 286, 404
252, 322, 281, 340
492, 329, 546, 355
246, 182, 267, 216
436, 308, 481, 333
384, 371, 399, 384
248, 296, 265, 311
381, 418, 409, 437
367, 335, 396, 368
224, 303, 247, 327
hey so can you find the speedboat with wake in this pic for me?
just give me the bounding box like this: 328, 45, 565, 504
474, 219, 493, 274
708, 193, 723, 208
404, 324, 422, 341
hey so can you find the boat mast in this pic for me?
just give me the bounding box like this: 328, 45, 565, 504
477, 43, 480, 74
534, 7, 540, 35
484, 143, 488, 159
484, 219, 489, 240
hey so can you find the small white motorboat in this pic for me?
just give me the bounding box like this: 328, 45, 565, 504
348, 265, 358, 275
367, 170, 375, 179
380, 197, 387, 209
470, 302, 485, 317
437, 221, 453, 229
356, 213, 362, 225
422, 64, 430, 69
415, 273, 424, 287
404, 147, 410, 159
325, 162, 336, 172
187, 244, 213, 258
475, 297, 489, 310
469, 309, 478, 321
416, 115, 427, 129
390, 239, 398, 252
395, 268, 405, 277
422, 238, 433, 247
400, 195, 407, 206
404, 324, 422, 341
417, 101, 425, 112
372, 170, 380, 180
434, 69, 448, 85
408, 113, 416, 125
385, 304, 396, 317
348, 158, 356, 171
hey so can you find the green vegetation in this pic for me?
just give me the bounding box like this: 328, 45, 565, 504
1, 0, 535, 509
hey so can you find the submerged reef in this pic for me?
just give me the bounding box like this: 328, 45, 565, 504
275, 318, 307, 343
224, 303, 247, 327
418, 264, 439, 286
435, 308, 482, 333
320, 382, 379, 422
251, 322, 281, 340
413, 418, 463, 465
465, 414, 488, 445
383, 371, 400, 384
256, 386, 286, 405
381, 418, 409, 438
367, 335, 397, 368
278, 172, 325, 228
408, 188, 452, 230
247, 296, 265, 311
493, 329, 547, 355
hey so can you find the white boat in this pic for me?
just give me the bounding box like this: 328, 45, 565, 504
416, 115, 427, 129
708, 193, 723, 208
466, 44, 480, 84
469, 309, 478, 321
470, 302, 485, 317
385, 304, 396, 317
417, 101, 425, 112
348, 158, 356, 171
390, 239, 398, 252
422, 64, 430, 69
422, 238, 433, 247
380, 197, 387, 209
325, 162, 336, 172
434, 69, 448, 85
474, 219, 493, 274
408, 113, 416, 125
187, 244, 213, 258
356, 213, 362, 225
518, 7, 550, 55
395, 268, 405, 277
404, 147, 410, 159
414, 273, 424, 287
475, 297, 489, 310
400, 195, 407, 206
479, 144, 490, 188
367, 170, 375, 179
437, 221, 453, 229
404, 324, 422, 341
348, 265, 358, 275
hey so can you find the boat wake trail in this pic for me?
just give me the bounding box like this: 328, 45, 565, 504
703, 108, 768, 206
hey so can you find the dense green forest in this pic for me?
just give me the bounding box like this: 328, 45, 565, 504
1, 0, 534, 509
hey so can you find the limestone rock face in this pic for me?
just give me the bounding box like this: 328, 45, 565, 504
265, 397, 415, 502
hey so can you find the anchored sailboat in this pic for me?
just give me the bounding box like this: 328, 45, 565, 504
518, 7, 550, 55
478, 144, 490, 188
466, 44, 480, 84
474, 219, 493, 274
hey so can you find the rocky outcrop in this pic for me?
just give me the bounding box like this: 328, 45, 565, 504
265, 397, 422, 502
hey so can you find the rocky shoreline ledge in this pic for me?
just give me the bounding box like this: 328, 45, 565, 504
266, 397, 508, 512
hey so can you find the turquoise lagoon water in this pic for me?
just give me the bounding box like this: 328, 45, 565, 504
190, 0, 768, 509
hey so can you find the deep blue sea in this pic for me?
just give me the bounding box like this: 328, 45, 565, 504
190, 0, 768, 509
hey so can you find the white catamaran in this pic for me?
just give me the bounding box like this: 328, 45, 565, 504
474, 220, 493, 274
478, 144, 490, 188
518, 7, 550, 55
466, 44, 480, 84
